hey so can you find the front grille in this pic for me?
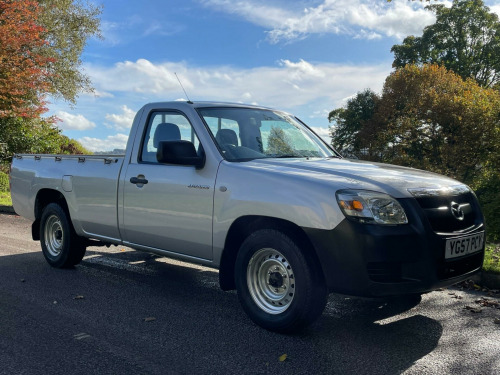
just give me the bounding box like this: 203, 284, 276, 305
367, 262, 402, 282
415, 192, 479, 234
438, 252, 483, 280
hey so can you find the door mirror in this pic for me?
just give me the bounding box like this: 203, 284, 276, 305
156, 140, 205, 169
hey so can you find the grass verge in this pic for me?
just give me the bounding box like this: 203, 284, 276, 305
0, 191, 12, 206
484, 243, 500, 275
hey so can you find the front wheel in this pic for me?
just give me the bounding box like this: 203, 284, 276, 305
235, 229, 327, 333
40, 203, 86, 268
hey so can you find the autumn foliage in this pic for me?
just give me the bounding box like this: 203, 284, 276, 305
0, 0, 54, 118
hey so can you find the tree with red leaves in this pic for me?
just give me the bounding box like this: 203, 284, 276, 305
0, 0, 54, 118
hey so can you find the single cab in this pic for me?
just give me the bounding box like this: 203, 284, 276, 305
10, 101, 485, 332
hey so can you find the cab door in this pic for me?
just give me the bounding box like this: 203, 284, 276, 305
121, 110, 215, 260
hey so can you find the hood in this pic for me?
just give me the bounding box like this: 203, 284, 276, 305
247, 157, 465, 198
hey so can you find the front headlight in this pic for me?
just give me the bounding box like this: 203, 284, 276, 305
336, 190, 408, 225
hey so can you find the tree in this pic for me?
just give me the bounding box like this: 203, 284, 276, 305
0, 0, 98, 163
0, 117, 89, 164
37, 0, 102, 103
329, 64, 500, 183
0, 0, 101, 116
391, 0, 500, 88
0, 0, 53, 118
266, 127, 294, 155
328, 89, 379, 158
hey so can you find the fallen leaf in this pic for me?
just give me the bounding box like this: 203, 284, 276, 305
74, 295, 84, 300
464, 305, 482, 313
475, 298, 500, 308
143, 317, 156, 322
279, 354, 287, 362
53, 301, 58, 305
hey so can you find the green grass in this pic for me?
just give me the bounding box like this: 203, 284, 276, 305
484, 243, 500, 275
0, 191, 12, 206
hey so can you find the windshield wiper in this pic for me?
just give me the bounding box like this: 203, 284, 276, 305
268, 154, 300, 158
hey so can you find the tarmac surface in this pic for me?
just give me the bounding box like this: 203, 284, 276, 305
0, 213, 499, 374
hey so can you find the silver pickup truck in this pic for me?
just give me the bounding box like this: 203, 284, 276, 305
10, 101, 485, 332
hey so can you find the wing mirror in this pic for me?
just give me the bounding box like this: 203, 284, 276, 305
157, 140, 205, 169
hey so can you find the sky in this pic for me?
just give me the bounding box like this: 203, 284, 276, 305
49, 0, 500, 152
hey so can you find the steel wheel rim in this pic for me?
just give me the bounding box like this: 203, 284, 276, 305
44, 215, 64, 257
247, 248, 295, 314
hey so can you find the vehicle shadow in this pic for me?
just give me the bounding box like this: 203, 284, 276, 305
78, 248, 442, 375
0, 247, 444, 375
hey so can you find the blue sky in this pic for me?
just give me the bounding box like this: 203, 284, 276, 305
49, 0, 500, 152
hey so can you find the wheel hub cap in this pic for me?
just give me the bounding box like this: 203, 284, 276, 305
247, 248, 295, 314
44, 215, 64, 257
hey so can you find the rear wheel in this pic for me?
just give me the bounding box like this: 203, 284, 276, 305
40, 203, 86, 268
235, 229, 327, 333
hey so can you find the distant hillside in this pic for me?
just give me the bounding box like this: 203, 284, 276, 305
93, 149, 126, 155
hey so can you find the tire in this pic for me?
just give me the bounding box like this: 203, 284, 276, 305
40, 203, 86, 268
235, 229, 327, 333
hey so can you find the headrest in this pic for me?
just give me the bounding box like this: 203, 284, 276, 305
216, 129, 238, 146
153, 123, 181, 147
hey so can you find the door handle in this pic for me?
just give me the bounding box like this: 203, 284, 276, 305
130, 176, 148, 185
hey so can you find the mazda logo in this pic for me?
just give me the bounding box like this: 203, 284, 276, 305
450, 202, 465, 221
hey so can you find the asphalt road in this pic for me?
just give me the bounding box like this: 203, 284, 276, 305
0, 213, 499, 375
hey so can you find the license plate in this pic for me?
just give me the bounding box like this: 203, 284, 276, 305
445, 232, 484, 259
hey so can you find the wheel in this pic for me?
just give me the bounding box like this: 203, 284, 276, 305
235, 229, 327, 333
40, 203, 86, 268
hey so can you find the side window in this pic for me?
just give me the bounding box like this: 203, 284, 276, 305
140, 111, 200, 163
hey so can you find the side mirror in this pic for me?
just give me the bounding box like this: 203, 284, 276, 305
157, 140, 205, 169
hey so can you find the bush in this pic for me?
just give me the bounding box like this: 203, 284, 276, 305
475, 171, 500, 243
0, 171, 9, 192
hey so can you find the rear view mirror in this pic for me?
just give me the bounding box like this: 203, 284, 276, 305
156, 140, 205, 169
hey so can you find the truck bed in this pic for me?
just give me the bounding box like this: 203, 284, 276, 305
11, 154, 125, 242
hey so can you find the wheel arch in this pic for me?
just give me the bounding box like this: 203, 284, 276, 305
32, 189, 70, 241
218, 215, 325, 291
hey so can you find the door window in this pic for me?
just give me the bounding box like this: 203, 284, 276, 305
140, 111, 200, 163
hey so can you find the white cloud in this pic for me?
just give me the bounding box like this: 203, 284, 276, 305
490, 4, 500, 17
105, 105, 136, 131
56, 111, 96, 131
85, 58, 390, 111
87, 59, 181, 94
201, 0, 436, 42
310, 126, 332, 143
78, 134, 129, 152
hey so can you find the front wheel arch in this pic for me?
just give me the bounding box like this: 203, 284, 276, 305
218, 216, 325, 291
235, 228, 328, 333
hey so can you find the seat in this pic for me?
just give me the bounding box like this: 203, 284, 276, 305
142, 123, 181, 162
216, 129, 238, 147
153, 123, 181, 147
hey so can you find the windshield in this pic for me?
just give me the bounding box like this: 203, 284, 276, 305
198, 107, 335, 161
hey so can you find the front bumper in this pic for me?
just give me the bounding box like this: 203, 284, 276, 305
304, 198, 485, 297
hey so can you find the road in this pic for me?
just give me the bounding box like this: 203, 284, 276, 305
0, 213, 499, 375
